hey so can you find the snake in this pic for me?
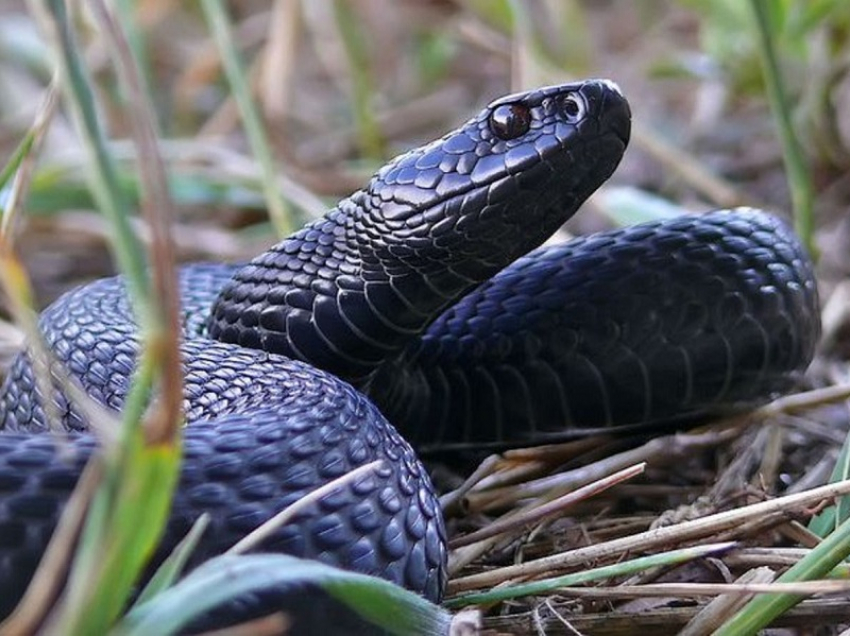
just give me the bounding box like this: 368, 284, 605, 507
0, 79, 820, 629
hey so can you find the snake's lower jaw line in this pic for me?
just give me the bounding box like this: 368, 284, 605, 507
604, 92, 632, 148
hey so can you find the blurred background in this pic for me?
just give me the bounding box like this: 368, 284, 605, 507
1, 0, 849, 306
4, 2, 850, 633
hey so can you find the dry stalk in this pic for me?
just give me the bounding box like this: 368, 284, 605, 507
0, 461, 102, 635
450, 463, 646, 549
679, 567, 776, 636
449, 477, 850, 593
463, 427, 742, 512
539, 579, 850, 598
227, 460, 383, 555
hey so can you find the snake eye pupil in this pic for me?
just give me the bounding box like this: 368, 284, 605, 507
489, 103, 531, 140
561, 92, 585, 123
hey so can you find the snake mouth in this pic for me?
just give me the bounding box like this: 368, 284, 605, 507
380, 129, 626, 231
601, 89, 631, 149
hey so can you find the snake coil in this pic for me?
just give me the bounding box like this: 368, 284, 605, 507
0, 80, 820, 631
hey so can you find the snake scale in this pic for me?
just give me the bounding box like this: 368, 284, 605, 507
0, 79, 820, 630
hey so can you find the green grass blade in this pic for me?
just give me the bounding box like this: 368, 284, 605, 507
56, 432, 181, 634
116, 554, 452, 636
132, 515, 211, 606
332, 0, 384, 159
447, 542, 736, 607
199, 0, 295, 237
0, 79, 58, 236
113, 0, 157, 132
809, 434, 850, 537
714, 514, 850, 635
26, 2, 184, 632
748, 0, 816, 256
0, 130, 36, 193
25, 163, 270, 216
36, 0, 151, 320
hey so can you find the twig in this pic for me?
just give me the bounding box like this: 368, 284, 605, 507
449, 478, 850, 593
227, 460, 384, 555
450, 463, 645, 549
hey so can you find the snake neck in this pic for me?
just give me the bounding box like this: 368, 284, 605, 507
207, 193, 484, 385
207, 80, 632, 387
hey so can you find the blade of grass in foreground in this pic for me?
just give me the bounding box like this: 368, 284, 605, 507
117, 554, 451, 636
132, 515, 211, 606
0, 79, 58, 236
27, 1, 183, 633
714, 513, 850, 635
809, 433, 850, 537
446, 542, 737, 608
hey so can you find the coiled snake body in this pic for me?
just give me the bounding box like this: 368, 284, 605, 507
0, 80, 820, 626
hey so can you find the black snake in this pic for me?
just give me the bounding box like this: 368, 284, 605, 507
0, 79, 820, 629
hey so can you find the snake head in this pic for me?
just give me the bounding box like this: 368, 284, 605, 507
360, 79, 631, 277
208, 81, 631, 381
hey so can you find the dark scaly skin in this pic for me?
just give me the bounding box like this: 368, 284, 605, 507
0, 80, 632, 626
0, 269, 446, 625
372, 208, 821, 446
208, 81, 631, 384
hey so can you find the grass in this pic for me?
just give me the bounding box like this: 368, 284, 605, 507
200, 0, 295, 237
4, 0, 181, 632
748, 0, 815, 256
3, 1, 446, 633
1, 0, 850, 634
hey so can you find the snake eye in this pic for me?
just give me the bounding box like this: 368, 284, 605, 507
489, 103, 531, 140
560, 92, 585, 124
